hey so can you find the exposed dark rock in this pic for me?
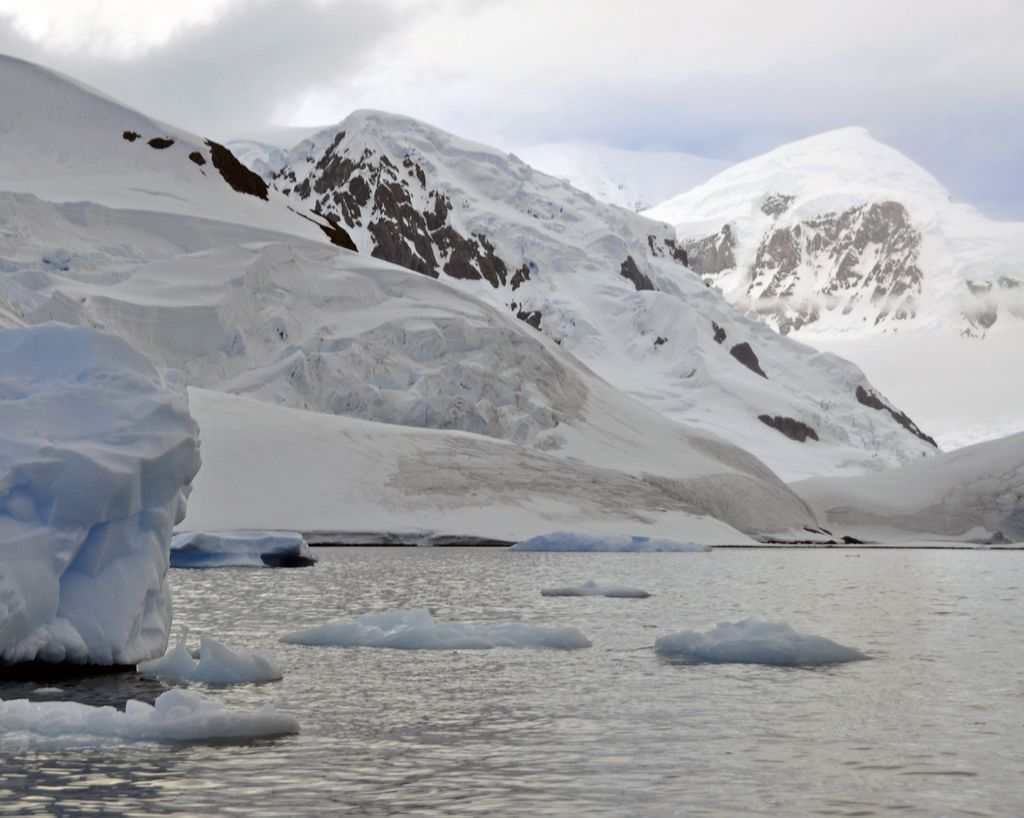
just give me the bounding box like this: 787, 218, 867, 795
758, 414, 819, 442
841, 535, 865, 544
712, 321, 726, 344
684, 224, 736, 276
620, 255, 655, 291
510, 263, 531, 290
188, 151, 206, 166
204, 140, 269, 200
730, 342, 767, 378
147, 137, 174, 150
761, 193, 795, 217
745, 200, 923, 333
122, 130, 140, 142
855, 385, 937, 446
664, 238, 688, 265
654, 336, 667, 347
515, 309, 543, 330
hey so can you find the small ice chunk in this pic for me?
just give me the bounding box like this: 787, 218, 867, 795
138, 630, 283, 684
170, 531, 316, 568
654, 618, 867, 666
541, 580, 650, 598
0, 688, 299, 743
281, 608, 591, 650
31, 687, 64, 696
511, 531, 709, 552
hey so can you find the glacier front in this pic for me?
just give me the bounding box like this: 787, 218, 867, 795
0, 324, 201, 668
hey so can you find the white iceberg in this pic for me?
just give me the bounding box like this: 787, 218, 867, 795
541, 581, 650, 598
654, 619, 867, 666
511, 532, 709, 552
0, 324, 201, 668
281, 608, 591, 651
137, 630, 283, 684
0, 688, 298, 743
170, 531, 317, 568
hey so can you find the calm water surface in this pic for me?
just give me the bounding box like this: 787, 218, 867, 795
1, 547, 1022, 816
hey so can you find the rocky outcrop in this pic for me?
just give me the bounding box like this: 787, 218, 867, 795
855, 385, 937, 447
758, 415, 819, 442
620, 255, 656, 291
684, 225, 736, 279
730, 341, 767, 378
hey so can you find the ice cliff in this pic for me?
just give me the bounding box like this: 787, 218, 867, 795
0, 324, 200, 668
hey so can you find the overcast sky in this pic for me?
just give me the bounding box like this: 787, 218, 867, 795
2, 0, 1023, 218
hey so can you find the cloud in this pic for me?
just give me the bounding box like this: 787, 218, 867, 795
0, 0, 1022, 216
0, 0, 398, 138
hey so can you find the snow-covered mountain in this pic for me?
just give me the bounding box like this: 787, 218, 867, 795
646, 127, 1024, 449
259, 110, 938, 478
0, 54, 830, 541
512, 142, 731, 212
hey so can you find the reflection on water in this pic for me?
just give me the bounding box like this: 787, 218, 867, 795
2, 548, 1023, 816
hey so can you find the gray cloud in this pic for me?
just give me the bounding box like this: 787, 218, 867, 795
1, 0, 1022, 217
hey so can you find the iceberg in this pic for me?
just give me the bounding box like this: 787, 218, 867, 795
654, 619, 867, 666
0, 688, 298, 743
137, 630, 283, 684
170, 531, 316, 568
541, 580, 650, 598
281, 608, 591, 650
0, 324, 201, 668
511, 532, 709, 552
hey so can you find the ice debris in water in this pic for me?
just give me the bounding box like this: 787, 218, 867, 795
654, 618, 867, 666
511, 531, 709, 552
281, 608, 591, 650
541, 580, 650, 598
0, 688, 299, 743
137, 629, 283, 684
170, 531, 316, 568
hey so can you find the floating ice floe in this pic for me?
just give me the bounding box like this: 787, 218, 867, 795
0, 688, 299, 743
654, 619, 867, 666
170, 531, 316, 568
511, 532, 709, 552
137, 630, 283, 684
0, 324, 200, 667
541, 580, 650, 598
281, 608, 591, 650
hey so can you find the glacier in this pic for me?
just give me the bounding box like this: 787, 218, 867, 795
0, 324, 200, 668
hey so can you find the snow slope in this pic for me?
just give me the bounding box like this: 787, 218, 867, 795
0, 324, 200, 667
513, 141, 731, 212
647, 128, 1024, 448
183, 387, 777, 544
793, 432, 1024, 543
262, 110, 938, 478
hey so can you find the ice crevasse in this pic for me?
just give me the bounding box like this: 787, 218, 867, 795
0, 324, 201, 667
